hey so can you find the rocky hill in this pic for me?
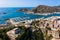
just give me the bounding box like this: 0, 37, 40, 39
17, 5, 60, 13
32, 5, 60, 13
17, 8, 29, 12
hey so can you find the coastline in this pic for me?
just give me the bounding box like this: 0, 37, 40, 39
26, 12, 60, 15
0, 16, 60, 29
0, 12, 60, 25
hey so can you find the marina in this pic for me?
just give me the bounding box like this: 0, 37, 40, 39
0, 7, 43, 24
0, 7, 60, 25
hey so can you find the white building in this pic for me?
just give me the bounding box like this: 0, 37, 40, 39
7, 28, 22, 40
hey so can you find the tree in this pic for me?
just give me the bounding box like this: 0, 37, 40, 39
45, 27, 52, 40
46, 27, 51, 30
34, 28, 44, 40
0, 26, 16, 40
17, 27, 33, 40
0, 29, 10, 40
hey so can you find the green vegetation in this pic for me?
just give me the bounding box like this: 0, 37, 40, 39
46, 27, 51, 30
17, 27, 33, 40
45, 27, 52, 40
18, 26, 26, 31
0, 29, 10, 40
0, 26, 26, 40
46, 34, 53, 40
34, 28, 44, 40
0, 26, 16, 40
17, 26, 44, 40
0, 25, 45, 40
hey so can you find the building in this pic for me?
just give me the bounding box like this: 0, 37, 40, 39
7, 28, 22, 40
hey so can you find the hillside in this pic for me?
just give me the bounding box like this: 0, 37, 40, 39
17, 5, 60, 13
32, 5, 60, 13
17, 8, 29, 12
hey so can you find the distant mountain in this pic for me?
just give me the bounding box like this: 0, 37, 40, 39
17, 5, 60, 13
17, 8, 29, 12
32, 5, 60, 13
54, 6, 60, 8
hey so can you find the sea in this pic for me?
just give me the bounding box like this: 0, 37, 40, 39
0, 7, 60, 24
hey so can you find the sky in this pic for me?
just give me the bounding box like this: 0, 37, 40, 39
0, 0, 60, 7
